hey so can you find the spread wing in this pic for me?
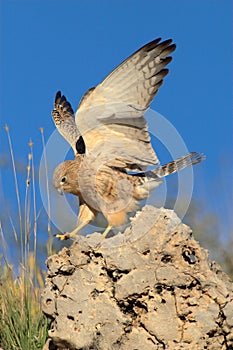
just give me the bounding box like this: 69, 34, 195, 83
76, 38, 176, 171
52, 91, 86, 156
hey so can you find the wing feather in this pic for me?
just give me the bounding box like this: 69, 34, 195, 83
52, 91, 85, 156
75, 38, 176, 170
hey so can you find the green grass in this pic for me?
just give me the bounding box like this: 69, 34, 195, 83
0, 126, 51, 350
0, 262, 49, 349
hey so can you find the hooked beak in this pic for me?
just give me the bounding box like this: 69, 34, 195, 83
57, 187, 64, 195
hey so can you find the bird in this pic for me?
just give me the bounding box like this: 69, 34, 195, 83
52, 38, 205, 240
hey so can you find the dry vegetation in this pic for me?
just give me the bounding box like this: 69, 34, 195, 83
0, 127, 51, 349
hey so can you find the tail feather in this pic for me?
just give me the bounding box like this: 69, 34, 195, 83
146, 152, 205, 179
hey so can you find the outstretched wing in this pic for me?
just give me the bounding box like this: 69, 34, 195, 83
76, 38, 176, 171
52, 91, 85, 156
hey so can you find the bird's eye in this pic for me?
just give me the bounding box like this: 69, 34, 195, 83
60, 176, 67, 184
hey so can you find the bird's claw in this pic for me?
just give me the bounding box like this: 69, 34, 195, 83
55, 233, 70, 241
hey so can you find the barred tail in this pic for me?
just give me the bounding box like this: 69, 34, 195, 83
147, 152, 205, 179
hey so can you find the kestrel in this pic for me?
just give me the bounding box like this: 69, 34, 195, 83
52, 38, 205, 239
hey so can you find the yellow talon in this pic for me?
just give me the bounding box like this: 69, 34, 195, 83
55, 222, 89, 241
55, 233, 70, 241
55, 223, 112, 241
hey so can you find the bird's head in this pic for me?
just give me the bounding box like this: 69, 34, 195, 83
53, 159, 81, 196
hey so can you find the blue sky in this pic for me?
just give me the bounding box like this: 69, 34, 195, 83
0, 0, 232, 246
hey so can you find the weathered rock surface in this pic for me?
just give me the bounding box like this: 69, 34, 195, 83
41, 206, 233, 349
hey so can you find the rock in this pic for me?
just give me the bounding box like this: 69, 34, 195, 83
41, 206, 233, 350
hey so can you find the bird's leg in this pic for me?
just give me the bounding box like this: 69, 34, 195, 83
101, 225, 112, 239
56, 221, 89, 240
56, 201, 98, 240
